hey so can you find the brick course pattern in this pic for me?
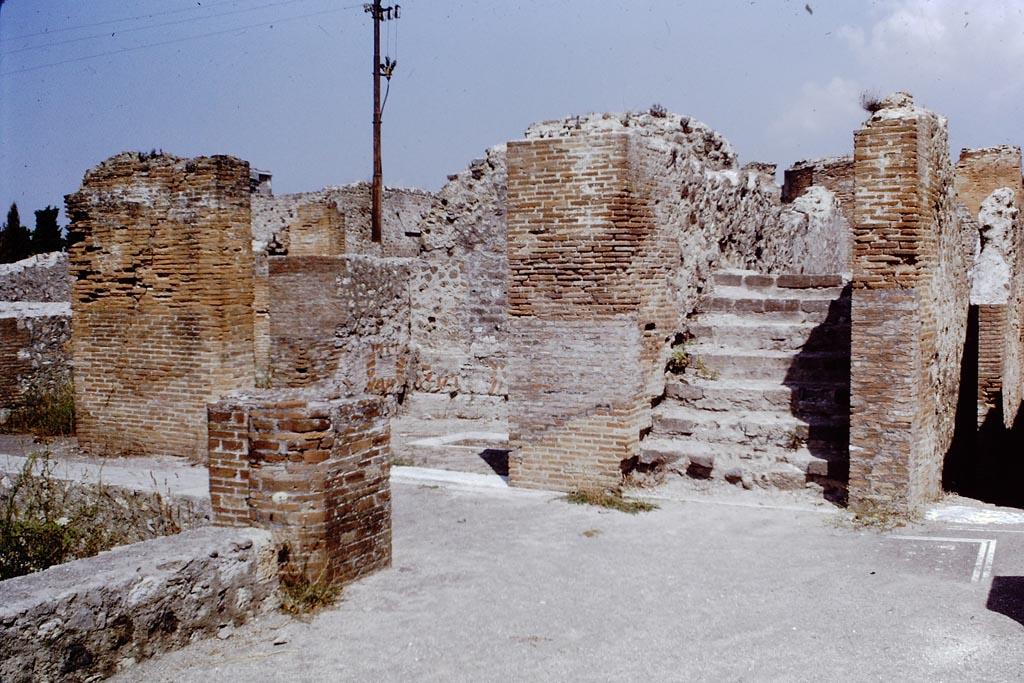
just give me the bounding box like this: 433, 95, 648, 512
955, 146, 1023, 219
66, 153, 255, 460
506, 132, 677, 492
849, 96, 974, 513
783, 156, 856, 224
267, 255, 411, 396
956, 149, 1024, 428
208, 392, 391, 585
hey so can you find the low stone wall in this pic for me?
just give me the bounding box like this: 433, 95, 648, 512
0, 252, 70, 302
0, 526, 276, 683
208, 391, 391, 585
0, 303, 71, 412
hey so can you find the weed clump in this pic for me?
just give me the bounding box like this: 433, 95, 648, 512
564, 489, 658, 515
276, 546, 341, 618
1, 380, 75, 437
0, 451, 196, 581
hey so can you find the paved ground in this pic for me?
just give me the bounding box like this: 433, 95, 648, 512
108, 476, 1024, 683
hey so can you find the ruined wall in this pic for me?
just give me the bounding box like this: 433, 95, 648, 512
848, 94, 974, 512
208, 392, 391, 585
251, 184, 433, 260
407, 149, 509, 420
957, 146, 1024, 428
783, 156, 855, 222
268, 255, 411, 398
955, 146, 1023, 219
0, 252, 69, 302
0, 304, 71, 412
66, 153, 255, 460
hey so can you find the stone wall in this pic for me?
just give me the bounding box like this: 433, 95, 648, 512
848, 94, 974, 513
66, 152, 255, 460
0, 527, 275, 683
0, 304, 71, 413
268, 255, 411, 397
208, 392, 391, 585
251, 184, 433, 260
0, 252, 70, 302
408, 148, 509, 420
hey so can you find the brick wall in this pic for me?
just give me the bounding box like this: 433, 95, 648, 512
957, 148, 1024, 429
783, 156, 856, 224
208, 392, 391, 585
268, 255, 411, 397
955, 146, 1023, 219
66, 152, 255, 460
506, 132, 678, 492
848, 94, 974, 513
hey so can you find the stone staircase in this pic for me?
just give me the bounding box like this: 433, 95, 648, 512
642, 269, 851, 498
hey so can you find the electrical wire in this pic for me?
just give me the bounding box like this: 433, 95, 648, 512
5, 0, 240, 41
0, 6, 354, 77
2, 0, 326, 56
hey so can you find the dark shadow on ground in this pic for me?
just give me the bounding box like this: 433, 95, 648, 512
943, 306, 1024, 509
988, 576, 1024, 627
782, 283, 852, 505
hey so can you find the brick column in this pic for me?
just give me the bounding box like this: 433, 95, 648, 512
208, 392, 391, 585
848, 94, 973, 513
506, 132, 676, 493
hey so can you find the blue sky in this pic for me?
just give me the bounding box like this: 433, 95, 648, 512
3, 1, 1024, 224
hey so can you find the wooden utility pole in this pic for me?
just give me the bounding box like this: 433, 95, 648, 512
370, 0, 383, 243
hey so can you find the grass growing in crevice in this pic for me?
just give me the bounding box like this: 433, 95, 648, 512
843, 499, 920, 531
276, 546, 342, 618
564, 489, 659, 515
1, 380, 75, 437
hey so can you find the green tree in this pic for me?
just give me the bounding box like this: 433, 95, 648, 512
0, 203, 32, 263
31, 206, 64, 254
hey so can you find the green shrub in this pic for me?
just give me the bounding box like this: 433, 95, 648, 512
0, 451, 196, 581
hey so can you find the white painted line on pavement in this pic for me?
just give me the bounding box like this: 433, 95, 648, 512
891, 535, 997, 583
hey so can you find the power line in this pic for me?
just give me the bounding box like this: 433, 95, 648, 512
5, 0, 240, 41
2, 0, 327, 56
0, 6, 355, 77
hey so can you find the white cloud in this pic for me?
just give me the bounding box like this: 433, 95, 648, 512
840, 0, 1024, 93
767, 77, 865, 159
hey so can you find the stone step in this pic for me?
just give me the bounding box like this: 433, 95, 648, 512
687, 315, 850, 353
665, 378, 849, 417
681, 346, 850, 384
697, 293, 850, 324
651, 405, 849, 451
711, 269, 848, 294
639, 437, 847, 481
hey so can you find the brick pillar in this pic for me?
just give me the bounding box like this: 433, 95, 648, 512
208, 393, 391, 585
67, 153, 255, 460
505, 132, 674, 493
848, 94, 973, 513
